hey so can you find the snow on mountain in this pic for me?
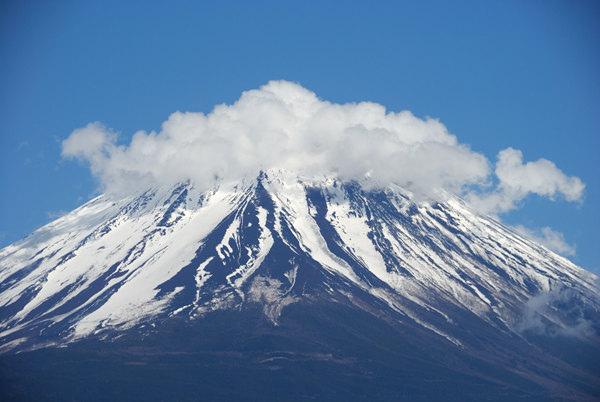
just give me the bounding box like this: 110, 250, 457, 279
1, 169, 597, 356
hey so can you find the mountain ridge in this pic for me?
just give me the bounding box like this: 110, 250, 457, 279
1, 170, 599, 399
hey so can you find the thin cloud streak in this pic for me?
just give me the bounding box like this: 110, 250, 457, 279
513, 225, 576, 257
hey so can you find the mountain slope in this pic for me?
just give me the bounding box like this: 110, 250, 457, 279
1, 170, 599, 399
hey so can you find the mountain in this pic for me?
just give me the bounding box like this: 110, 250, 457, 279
1, 170, 599, 400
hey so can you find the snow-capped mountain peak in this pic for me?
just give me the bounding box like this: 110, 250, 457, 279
1, 170, 597, 355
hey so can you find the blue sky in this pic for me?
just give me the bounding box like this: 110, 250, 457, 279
1, 0, 599, 273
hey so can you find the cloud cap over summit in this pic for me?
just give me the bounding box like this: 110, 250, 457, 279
62, 80, 583, 214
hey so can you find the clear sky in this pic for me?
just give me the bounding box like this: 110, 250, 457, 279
1, 0, 599, 273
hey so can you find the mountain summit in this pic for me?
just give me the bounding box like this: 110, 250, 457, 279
1, 170, 599, 400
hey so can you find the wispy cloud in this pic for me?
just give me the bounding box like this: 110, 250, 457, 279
518, 287, 597, 338
45, 210, 68, 220
513, 225, 576, 257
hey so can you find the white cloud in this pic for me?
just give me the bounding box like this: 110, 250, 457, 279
62, 122, 118, 180
61, 80, 584, 219
45, 210, 69, 220
62, 80, 492, 197
513, 225, 576, 257
467, 148, 585, 214
518, 288, 595, 338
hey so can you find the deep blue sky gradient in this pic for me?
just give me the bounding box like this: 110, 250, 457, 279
1, 0, 599, 272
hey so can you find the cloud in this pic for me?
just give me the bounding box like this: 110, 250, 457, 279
62, 122, 117, 176
517, 287, 598, 338
62, 80, 584, 216
467, 148, 585, 214
512, 225, 576, 257
45, 210, 69, 220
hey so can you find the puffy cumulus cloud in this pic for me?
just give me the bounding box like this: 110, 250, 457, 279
512, 225, 576, 257
62, 80, 491, 196
468, 148, 585, 214
62, 122, 117, 171
62, 80, 584, 218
